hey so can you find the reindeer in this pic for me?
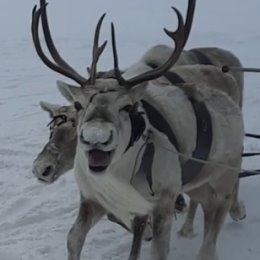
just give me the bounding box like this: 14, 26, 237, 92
98, 44, 244, 106
33, 0, 245, 244
31, 1, 244, 260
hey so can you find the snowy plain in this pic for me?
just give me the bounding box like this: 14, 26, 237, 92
0, 0, 260, 259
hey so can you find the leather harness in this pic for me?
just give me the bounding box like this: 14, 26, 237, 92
136, 68, 213, 188
94, 51, 214, 188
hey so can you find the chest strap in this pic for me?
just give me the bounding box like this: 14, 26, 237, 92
163, 71, 213, 185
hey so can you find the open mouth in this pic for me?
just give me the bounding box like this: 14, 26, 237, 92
87, 149, 112, 173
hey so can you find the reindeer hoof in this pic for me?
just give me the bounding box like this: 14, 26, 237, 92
143, 222, 153, 241
229, 200, 247, 221
177, 226, 195, 238
197, 245, 219, 260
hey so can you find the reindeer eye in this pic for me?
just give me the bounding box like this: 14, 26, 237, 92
74, 101, 83, 111
61, 115, 67, 121
120, 105, 132, 113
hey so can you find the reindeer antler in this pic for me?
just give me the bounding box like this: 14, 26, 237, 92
31, 3, 88, 85
32, 0, 107, 86
88, 13, 108, 85
111, 1, 196, 88
183, 0, 196, 47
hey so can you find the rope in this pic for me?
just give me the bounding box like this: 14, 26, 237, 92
222, 65, 260, 73
239, 170, 260, 178
130, 131, 154, 184
157, 143, 260, 178
245, 133, 260, 139
242, 152, 260, 157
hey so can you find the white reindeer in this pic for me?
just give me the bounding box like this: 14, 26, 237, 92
31, 1, 244, 260
33, 0, 245, 244
97, 44, 244, 106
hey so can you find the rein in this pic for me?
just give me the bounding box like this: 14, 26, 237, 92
222, 65, 260, 168
130, 130, 155, 196
129, 126, 260, 197
222, 65, 260, 73
155, 141, 260, 179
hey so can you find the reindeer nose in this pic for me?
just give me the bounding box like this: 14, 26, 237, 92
41, 166, 53, 177
80, 127, 113, 146
33, 164, 56, 183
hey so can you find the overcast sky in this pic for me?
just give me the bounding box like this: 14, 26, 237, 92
0, 0, 259, 77
1, 0, 259, 41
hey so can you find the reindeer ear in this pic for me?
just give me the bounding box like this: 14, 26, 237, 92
56, 80, 83, 103
39, 101, 61, 118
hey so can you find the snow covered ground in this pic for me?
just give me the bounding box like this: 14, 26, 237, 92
0, 0, 260, 259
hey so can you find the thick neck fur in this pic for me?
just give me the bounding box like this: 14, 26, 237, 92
74, 139, 153, 228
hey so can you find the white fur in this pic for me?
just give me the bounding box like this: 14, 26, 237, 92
74, 142, 153, 228
81, 122, 114, 145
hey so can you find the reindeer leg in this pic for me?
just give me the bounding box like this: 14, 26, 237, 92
107, 213, 153, 242
229, 179, 246, 221
107, 213, 131, 231
178, 200, 198, 238
197, 184, 234, 260
67, 194, 105, 260
198, 195, 232, 260
128, 215, 149, 260
150, 193, 177, 260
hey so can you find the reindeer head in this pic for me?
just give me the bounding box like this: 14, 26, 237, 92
31, 0, 195, 175
32, 102, 77, 183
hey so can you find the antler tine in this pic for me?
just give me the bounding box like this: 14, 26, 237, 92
31, 3, 88, 86
112, 7, 186, 87
182, 0, 196, 47
88, 13, 108, 85
39, 0, 87, 84
111, 22, 131, 86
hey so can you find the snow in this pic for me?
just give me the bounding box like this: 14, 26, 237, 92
0, 0, 260, 259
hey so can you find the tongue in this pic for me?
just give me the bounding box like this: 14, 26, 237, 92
88, 150, 111, 167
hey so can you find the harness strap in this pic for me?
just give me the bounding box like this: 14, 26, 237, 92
139, 96, 212, 188
181, 99, 213, 185
189, 49, 214, 65
163, 71, 213, 185
132, 70, 213, 189
137, 143, 155, 195
141, 100, 180, 151
163, 71, 186, 85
